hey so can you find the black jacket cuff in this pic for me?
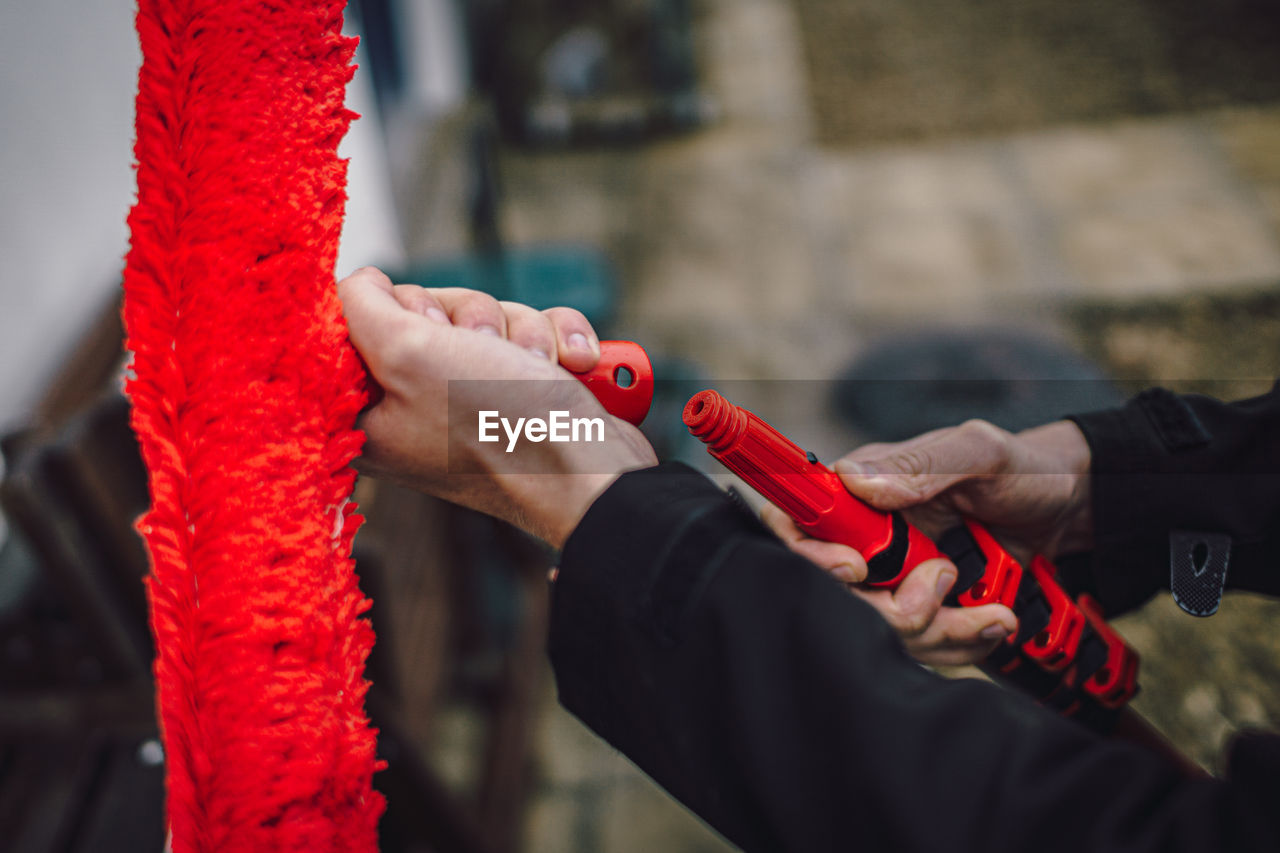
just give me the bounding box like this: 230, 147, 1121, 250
1067, 384, 1280, 614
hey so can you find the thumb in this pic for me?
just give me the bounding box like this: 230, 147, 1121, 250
338, 266, 421, 378
834, 421, 1008, 511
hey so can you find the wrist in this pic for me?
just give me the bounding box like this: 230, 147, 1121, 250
489, 423, 658, 549
1018, 420, 1093, 555
518, 471, 629, 549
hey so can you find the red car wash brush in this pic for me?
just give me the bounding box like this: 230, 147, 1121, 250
122, 2, 383, 850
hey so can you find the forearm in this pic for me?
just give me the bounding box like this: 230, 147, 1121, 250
549, 464, 1266, 853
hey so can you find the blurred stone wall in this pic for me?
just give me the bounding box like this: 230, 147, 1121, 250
424, 0, 1280, 847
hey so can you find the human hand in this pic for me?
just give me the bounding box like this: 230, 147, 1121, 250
338, 267, 657, 547
762, 419, 1092, 665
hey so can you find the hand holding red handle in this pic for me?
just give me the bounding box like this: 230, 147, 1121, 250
682, 388, 1140, 719
683, 389, 942, 586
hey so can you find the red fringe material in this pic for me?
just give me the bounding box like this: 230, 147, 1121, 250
122, 2, 384, 850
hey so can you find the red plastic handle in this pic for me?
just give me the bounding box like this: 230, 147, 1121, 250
683, 389, 943, 587
572, 340, 654, 426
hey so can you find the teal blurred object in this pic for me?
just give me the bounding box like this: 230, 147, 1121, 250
643, 357, 713, 470
394, 246, 618, 328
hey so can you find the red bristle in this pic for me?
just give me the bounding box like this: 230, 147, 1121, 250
122, 2, 384, 850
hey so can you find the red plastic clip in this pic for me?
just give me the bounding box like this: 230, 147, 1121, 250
954, 521, 1022, 609
1021, 556, 1086, 672
1077, 594, 1140, 708
573, 340, 654, 426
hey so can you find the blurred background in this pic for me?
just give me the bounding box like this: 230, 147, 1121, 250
2, 0, 1279, 850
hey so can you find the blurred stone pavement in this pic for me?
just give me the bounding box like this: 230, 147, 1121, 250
419, 0, 1280, 849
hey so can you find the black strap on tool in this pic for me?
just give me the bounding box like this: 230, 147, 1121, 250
938, 524, 1140, 733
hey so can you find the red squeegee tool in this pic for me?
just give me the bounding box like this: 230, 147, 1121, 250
682, 389, 942, 587
682, 389, 1141, 727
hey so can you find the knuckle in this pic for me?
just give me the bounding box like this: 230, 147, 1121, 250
506, 303, 554, 335
959, 419, 1011, 458
545, 305, 587, 322
394, 285, 430, 312
351, 265, 392, 287
463, 291, 503, 315
896, 447, 934, 477
457, 295, 506, 331
891, 451, 938, 501
544, 305, 590, 332
900, 608, 932, 636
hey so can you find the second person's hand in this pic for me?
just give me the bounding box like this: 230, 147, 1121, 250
763, 419, 1093, 665
338, 267, 657, 548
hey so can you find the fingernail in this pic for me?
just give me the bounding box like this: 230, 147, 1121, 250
426, 307, 448, 324
981, 624, 1009, 641
568, 332, 591, 351
529, 348, 551, 361
832, 563, 859, 584
475, 324, 500, 337
935, 570, 956, 600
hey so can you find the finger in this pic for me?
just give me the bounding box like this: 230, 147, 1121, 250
888, 557, 955, 637
337, 267, 419, 377
760, 503, 802, 542
392, 284, 451, 324
761, 505, 867, 582
851, 558, 954, 638
834, 420, 1010, 511
338, 265, 395, 302
837, 428, 953, 465
500, 301, 558, 362
908, 603, 1018, 649
903, 604, 1018, 666
430, 288, 508, 337
794, 539, 867, 584
908, 638, 1006, 667
542, 306, 600, 373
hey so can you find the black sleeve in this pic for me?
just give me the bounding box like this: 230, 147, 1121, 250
550, 463, 1278, 853
1065, 382, 1280, 615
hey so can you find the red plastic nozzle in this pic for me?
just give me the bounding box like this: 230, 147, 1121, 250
573, 340, 654, 426
683, 390, 943, 587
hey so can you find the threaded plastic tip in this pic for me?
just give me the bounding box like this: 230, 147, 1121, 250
683, 390, 747, 452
